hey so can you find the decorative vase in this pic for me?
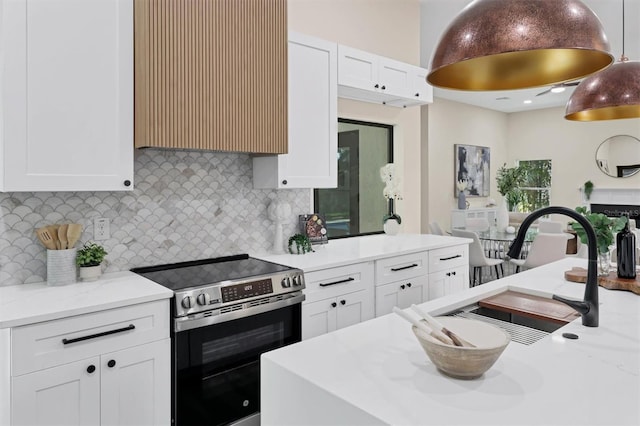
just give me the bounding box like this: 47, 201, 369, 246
457, 190, 466, 210
496, 196, 509, 232
383, 198, 402, 236
79, 264, 102, 282
597, 251, 611, 277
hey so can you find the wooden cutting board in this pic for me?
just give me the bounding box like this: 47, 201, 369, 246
478, 290, 580, 324
564, 267, 640, 295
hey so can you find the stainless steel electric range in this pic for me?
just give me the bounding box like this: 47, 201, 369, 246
132, 254, 305, 426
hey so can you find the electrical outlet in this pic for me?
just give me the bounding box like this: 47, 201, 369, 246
94, 218, 110, 240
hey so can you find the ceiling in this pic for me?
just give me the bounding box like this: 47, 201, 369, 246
420, 0, 640, 113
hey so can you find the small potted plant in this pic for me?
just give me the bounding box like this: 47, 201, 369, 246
288, 234, 313, 254
76, 242, 108, 281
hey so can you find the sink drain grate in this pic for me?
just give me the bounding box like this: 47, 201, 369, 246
448, 311, 550, 345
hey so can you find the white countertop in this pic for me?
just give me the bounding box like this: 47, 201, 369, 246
261, 258, 640, 425
0, 272, 173, 328
255, 233, 471, 271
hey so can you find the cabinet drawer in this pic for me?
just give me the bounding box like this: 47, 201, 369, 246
428, 245, 469, 273
304, 262, 374, 303
375, 252, 428, 285
12, 300, 169, 376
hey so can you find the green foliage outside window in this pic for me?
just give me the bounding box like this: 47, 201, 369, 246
518, 160, 552, 212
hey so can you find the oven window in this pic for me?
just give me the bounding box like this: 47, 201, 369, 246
202, 323, 284, 365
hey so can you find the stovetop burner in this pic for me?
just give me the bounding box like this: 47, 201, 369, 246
131, 254, 293, 291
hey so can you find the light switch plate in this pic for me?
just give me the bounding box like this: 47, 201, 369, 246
94, 218, 110, 240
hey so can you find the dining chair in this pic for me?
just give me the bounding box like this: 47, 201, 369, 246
464, 217, 490, 231
429, 222, 444, 235
509, 232, 570, 272
537, 219, 564, 233
452, 229, 504, 286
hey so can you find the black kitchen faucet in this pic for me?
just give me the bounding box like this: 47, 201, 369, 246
506, 206, 599, 327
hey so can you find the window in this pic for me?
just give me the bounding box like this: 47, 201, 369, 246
518, 159, 551, 212
314, 119, 393, 238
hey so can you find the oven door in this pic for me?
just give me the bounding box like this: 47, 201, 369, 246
174, 295, 302, 426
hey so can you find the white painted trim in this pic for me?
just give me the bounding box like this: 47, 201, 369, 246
0, 328, 11, 426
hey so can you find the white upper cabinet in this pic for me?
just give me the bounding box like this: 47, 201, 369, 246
337, 45, 432, 107
0, 0, 134, 192
253, 32, 338, 189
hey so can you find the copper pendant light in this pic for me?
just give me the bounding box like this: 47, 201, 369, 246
565, 0, 640, 121
427, 0, 613, 91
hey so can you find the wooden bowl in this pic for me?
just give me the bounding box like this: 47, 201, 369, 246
412, 317, 510, 379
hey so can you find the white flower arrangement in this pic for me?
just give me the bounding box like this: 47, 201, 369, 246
380, 163, 402, 200
456, 179, 467, 193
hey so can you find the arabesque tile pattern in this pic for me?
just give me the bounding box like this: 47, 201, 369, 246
0, 150, 309, 286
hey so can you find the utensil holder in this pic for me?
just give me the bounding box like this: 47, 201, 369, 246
47, 248, 77, 286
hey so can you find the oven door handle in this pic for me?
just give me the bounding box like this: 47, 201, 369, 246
174, 293, 305, 332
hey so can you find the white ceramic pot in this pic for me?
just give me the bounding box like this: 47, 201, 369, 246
384, 218, 401, 235
496, 196, 509, 232
79, 264, 102, 282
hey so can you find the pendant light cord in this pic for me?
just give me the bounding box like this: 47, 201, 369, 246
621, 0, 628, 61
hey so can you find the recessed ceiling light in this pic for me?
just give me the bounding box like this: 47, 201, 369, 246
551, 86, 566, 93
524, 100, 533, 104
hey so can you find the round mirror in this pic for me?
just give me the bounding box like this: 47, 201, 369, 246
595, 135, 640, 178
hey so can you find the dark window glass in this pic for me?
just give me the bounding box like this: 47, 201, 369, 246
314, 119, 393, 239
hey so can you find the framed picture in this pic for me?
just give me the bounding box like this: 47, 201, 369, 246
299, 213, 328, 245
454, 144, 490, 197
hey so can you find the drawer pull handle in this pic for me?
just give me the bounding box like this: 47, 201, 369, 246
440, 255, 462, 261
62, 324, 135, 345
319, 277, 355, 287
391, 264, 418, 272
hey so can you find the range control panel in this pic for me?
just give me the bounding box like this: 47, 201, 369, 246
221, 279, 273, 303
174, 270, 305, 317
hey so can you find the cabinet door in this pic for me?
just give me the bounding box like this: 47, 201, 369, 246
375, 276, 428, 317
2, 0, 133, 192
428, 266, 469, 300
335, 289, 374, 331
337, 45, 379, 92
302, 298, 337, 340
253, 32, 337, 189
101, 339, 171, 426
377, 57, 411, 97
409, 66, 433, 104
12, 357, 101, 426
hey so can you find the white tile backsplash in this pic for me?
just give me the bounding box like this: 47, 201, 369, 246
0, 149, 310, 286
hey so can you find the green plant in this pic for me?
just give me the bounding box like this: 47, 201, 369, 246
496, 163, 526, 210
570, 206, 627, 255
583, 180, 594, 200
76, 242, 108, 267
288, 234, 313, 254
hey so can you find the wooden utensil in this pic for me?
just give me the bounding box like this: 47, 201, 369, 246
58, 224, 69, 250
411, 304, 476, 348
48, 225, 61, 250
67, 223, 83, 249
393, 307, 454, 346
35, 227, 57, 250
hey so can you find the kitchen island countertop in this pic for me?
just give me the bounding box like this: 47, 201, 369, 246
261, 257, 640, 425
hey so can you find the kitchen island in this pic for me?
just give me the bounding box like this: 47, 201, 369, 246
261, 257, 640, 425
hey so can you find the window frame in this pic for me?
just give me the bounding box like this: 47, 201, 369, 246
312, 118, 394, 240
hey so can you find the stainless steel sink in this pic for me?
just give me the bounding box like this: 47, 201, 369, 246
446, 303, 568, 346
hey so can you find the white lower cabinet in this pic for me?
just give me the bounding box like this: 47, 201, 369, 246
302, 289, 373, 340
301, 262, 374, 340
428, 265, 468, 300
374, 275, 429, 316
6, 300, 170, 426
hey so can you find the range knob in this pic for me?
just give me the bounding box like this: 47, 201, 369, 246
292, 275, 301, 286
196, 293, 211, 306
181, 296, 194, 309
281, 277, 291, 288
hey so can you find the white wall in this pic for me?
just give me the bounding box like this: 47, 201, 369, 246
507, 108, 640, 209
289, 0, 423, 233
424, 99, 509, 231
